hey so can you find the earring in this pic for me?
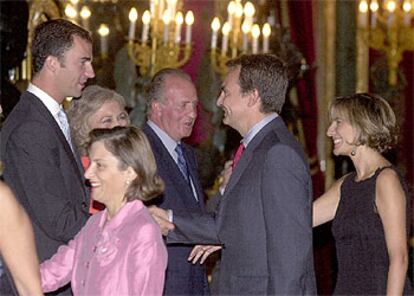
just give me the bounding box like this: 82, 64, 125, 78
126, 180, 131, 185
351, 147, 356, 156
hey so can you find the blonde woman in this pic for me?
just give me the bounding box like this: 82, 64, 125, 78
67, 85, 129, 213
313, 93, 413, 295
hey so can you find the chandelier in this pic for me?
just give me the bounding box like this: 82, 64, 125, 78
209, 0, 271, 76
126, 2, 194, 77
358, 0, 414, 85
63, 0, 194, 78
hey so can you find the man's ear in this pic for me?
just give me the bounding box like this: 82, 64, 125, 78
247, 89, 260, 107
44, 56, 59, 73
152, 100, 163, 117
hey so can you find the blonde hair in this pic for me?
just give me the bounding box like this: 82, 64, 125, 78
67, 85, 129, 156
329, 93, 398, 153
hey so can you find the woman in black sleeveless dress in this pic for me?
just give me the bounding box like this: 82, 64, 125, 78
313, 93, 413, 295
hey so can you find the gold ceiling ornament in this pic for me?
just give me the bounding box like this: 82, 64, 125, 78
62, 0, 194, 78
126, 0, 194, 77
358, 0, 414, 85
209, 0, 271, 76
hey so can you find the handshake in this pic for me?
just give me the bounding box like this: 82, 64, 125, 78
148, 206, 221, 264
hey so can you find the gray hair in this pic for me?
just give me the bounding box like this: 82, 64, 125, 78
67, 85, 129, 156
145, 68, 192, 116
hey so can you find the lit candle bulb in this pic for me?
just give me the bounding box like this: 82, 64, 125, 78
65, 3, 77, 21
235, 1, 243, 20
98, 24, 110, 58
358, 0, 368, 28
370, 0, 379, 27
403, 0, 412, 26
163, 10, 171, 43
221, 21, 231, 56
185, 11, 194, 44
262, 23, 271, 53
70, 0, 79, 8
80, 6, 91, 31
142, 10, 151, 43
244, 2, 255, 26
211, 17, 221, 49
128, 8, 138, 40
175, 12, 184, 44
241, 20, 251, 52
227, 1, 236, 28
251, 24, 260, 54
386, 0, 396, 26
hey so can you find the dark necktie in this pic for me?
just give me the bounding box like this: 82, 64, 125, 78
232, 143, 245, 169
175, 143, 190, 183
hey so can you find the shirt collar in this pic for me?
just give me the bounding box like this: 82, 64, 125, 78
99, 200, 144, 231
147, 120, 180, 160
27, 83, 62, 117
243, 113, 278, 147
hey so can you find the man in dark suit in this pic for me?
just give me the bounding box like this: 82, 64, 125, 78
143, 68, 210, 295
1, 19, 94, 295
151, 54, 316, 295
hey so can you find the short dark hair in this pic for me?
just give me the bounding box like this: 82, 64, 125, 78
32, 19, 92, 74
227, 54, 288, 114
87, 126, 164, 202
329, 93, 398, 153
145, 68, 192, 115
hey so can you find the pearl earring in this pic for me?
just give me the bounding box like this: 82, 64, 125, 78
351, 147, 356, 156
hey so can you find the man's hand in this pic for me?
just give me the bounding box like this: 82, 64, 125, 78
188, 245, 222, 264
148, 206, 175, 236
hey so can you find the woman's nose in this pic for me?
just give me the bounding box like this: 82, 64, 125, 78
84, 165, 93, 179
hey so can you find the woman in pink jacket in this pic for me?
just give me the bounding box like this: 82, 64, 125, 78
40, 126, 167, 295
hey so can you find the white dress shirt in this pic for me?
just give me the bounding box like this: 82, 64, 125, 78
27, 83, 68, 135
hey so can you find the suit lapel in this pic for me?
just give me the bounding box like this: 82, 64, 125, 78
217, 118, 282, 228
143, 124, 201, 209
25, 93, 86, 189
182, 144, 205, 210
225, 119, 273, 193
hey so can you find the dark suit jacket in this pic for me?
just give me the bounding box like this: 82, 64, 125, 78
169, 117, 317, 295
1, 91, 90, 294
143, 123, 209, 295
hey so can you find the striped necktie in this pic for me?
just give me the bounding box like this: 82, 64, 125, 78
175, 143, 190, 183
57, 109, 74, 152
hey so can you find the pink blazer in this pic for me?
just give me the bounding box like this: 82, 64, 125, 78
40, 200, 167, 295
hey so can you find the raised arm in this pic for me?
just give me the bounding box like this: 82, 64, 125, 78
0, 182, 43, 296
313, 177, 344, 227
375, 168, 409, 296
